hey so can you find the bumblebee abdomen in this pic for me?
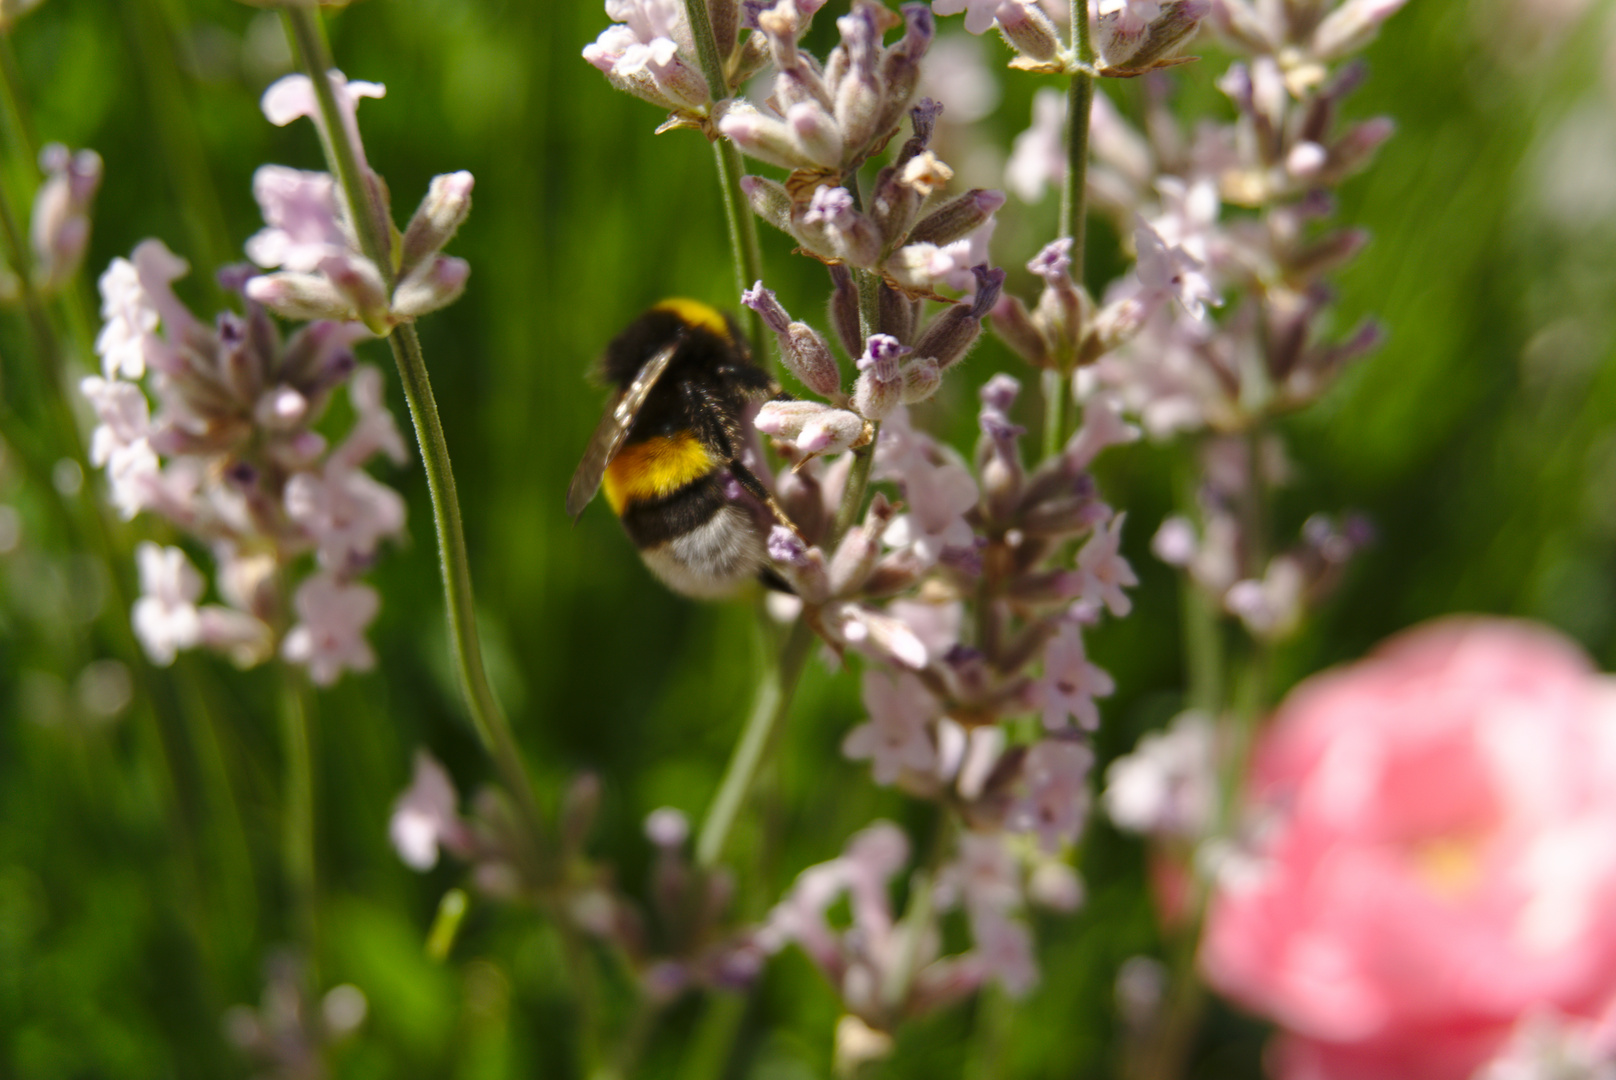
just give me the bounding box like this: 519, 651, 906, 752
601, 432, 718, 515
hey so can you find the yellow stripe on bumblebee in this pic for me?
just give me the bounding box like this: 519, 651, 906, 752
651, 298, 732, 342
601, 432, 717, 513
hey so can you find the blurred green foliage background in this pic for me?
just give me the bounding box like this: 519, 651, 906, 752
1, 0, 1613, 1076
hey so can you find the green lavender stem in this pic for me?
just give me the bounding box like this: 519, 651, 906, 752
696, 615, 814, 868
1043, 2, 1095, 461
281, 7, 546, 845
681, 0, 767, 357
280, 669, 318, 957
1059, 0, 1095, 275
1042, 368, 1066, 461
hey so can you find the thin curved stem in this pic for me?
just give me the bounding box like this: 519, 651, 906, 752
712, 136, 767, 357
280, 668, 318, 958
281, 7, 546, 844
696, 615, 814, 869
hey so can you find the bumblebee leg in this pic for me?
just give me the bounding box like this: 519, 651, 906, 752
729, 458, 804, 537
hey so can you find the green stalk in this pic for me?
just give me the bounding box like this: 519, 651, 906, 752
280, 7, 545, 844
713, 138, 768, 357
696, 615, 814, 868
1059, 0, 1095, 280
1041, 368, 1065, 461
280, 669, 318, 958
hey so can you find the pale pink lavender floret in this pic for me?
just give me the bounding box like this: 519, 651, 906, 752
842, 668, 941, 785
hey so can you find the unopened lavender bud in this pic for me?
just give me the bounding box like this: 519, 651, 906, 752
315, 253, 390, 330
1264, 286, 1318, 381
720, 101, 816, 171
910, 265, 1004, 370
879, 4, 934, 120
799, 186, 882, 267
909, 98, 942, 145
996, 0, 1061, 61
1291, 227, 1369, 279
560, 771, 602, 854
401, 171, 474, 276
907, 188, 1005, 248
878, 280, 917, 342
246, 271, 354, 322
756, 400, 865, 453
740, 174, 794, 234
990, 294, 1052, 368
828, 264, 863, 357
1096, 0, 1209, 75
870, 165, 923, 244
392, 254, 470, 319
709, 0, 741, 62
783, 323, 841, 395
899, 356, 940, 403
741, 280, 791, 334
786, 101, 844, 168
769, 526, 832, 602
743, 285, 841, 395
853, 334, 908, 420
828, 493, 896, 595
1328, 116, 1395, 179
1311, 0, 1406, 61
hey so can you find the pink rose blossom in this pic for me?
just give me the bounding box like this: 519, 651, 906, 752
1202, 618, 1616, 1080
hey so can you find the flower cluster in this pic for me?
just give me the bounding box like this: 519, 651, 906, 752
572, 0, 1402, 1059
78, 68, 465, 685
82, 239, 406, 683
223, 954, 368, 1080
244, 74, 473, 334
390, 755, 764, 1001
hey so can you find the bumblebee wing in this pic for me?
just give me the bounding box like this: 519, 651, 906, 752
565, 342, 678, 521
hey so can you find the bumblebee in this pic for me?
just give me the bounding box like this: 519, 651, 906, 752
566, 299, 796, 598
